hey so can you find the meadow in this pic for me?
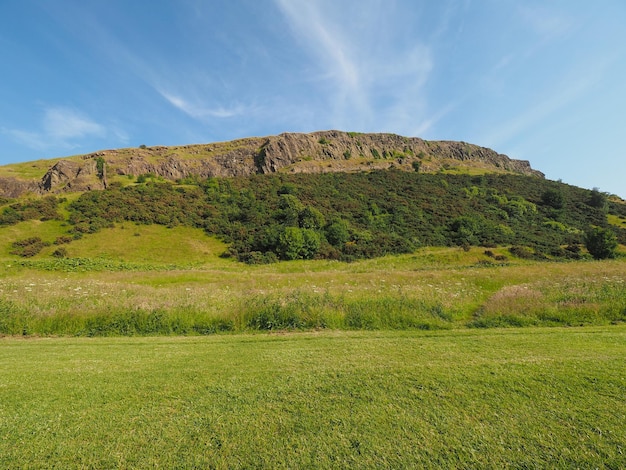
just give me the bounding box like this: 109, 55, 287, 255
1, 327, 625, 468
1, 223, 625, 336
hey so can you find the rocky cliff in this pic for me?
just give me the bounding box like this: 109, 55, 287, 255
0, 131, 543, 197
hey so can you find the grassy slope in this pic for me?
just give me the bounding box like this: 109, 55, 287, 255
64, 224, 228, 264
1, 328, 625, 468
0, 221, 228, 264
0, 159, 58, 180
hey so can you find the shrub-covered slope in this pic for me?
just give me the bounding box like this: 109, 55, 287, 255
2, 170, 623, 263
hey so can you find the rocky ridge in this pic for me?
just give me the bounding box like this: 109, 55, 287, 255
0, 131, 543, 197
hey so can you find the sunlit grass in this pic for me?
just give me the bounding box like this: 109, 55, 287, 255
0, 220, 67, 257
65, 224, 229, 264
0, 159, 60, 179
1, 246, 624, 335
608, 213, 626, 228
0, 327, 624, 468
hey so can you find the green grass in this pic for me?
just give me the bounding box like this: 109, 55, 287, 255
0, 222, 229, 265
0, 220, 67, 257
0, 327, 625, 468
0, 159, 59, 180
608, 213, 626, 228
1, 246, 625, 335
63, 224, 229, 264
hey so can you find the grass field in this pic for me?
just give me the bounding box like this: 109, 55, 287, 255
1, 222, 625, 467
1, 224, 625, 335
1, 327, 625, 468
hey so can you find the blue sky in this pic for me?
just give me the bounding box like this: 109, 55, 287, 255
1, 0, 625, 196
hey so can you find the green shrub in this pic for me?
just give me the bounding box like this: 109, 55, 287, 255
509, 245, 534, 259
542, 189, 564, 209
64, 170, 620, 264
585, 227, 618, 260
54, 235, 74, 245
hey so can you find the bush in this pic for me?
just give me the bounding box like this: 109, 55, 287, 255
54, 235, 74, 245
542, 189, 564, 209
325, 220, 350, 246
588, 188, 608, 210
509, 245, 534, 259
585, 227, 618, 260
10, 237, 47, 257
52, 247, 68, 258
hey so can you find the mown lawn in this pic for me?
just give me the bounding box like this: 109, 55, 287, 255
1, 327, 625, 468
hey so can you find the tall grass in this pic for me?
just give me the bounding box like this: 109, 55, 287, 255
1, 279, 624, 336
1, 249, 625, 336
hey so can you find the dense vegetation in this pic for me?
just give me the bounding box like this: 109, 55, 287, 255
0, 195, 62, 226
2, 171, 624, 262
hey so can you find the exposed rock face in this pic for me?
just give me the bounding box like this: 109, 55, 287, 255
257, 132, 543, 177
0, 177, 40, 198
1, 131, 544, 197
41, 158, 105, 192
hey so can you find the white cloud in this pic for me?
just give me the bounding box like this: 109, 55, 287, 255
275, 0, 360, 90
159, 90, 252, 120
43, 107, 105, 140
3, 107, 110, 152
2, 128, 49, 152
412, 102, 457, 137
481, 76, 596, 150
274, 0, 367, 125
481, 51, 613, 150
274, 0, 434, 134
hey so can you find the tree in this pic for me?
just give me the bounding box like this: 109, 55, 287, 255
588, 188, 608, 212
278, 194, 304, 226
301, 229, 321, 259
541, 189, 564, 209
585, 227, 618, 259
325, 220, 350, 246
299, 206, 326, 230
95, 157, 107, 188
449, 215, 481, 247
277, 227, 305, 260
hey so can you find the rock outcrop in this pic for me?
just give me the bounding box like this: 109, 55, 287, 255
41, 159, 105, 192
0, 177, 41, 198
1, 131, 544, 196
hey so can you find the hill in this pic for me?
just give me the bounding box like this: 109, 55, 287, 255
0, 131, 542, 198
0, 131, 624, 265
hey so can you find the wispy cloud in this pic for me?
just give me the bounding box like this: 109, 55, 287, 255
412, 102, 457, 137
273, 0, 433, 134
273, 0, 367, 127
480, 72, 601, 150
3, 107, 109, 152
517, 5, 574, 40
42, 107, 105, 140
74, 12, 256, 126
159, 90, 252, 120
